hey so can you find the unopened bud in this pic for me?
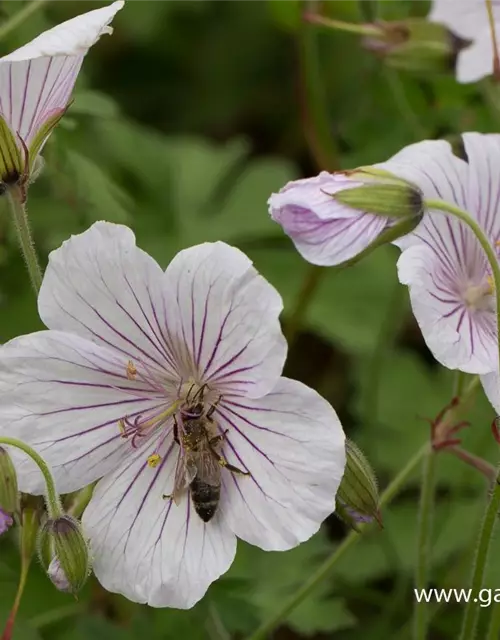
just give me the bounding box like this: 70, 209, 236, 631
0, 447, 19, 515
0, 507, 13, 536
38, 515, 90, 594
363, 19, 470, 75
333, 169, 423, 219
336, 439, 381, 529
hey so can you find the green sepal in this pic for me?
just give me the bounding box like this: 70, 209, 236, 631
334, 182, 423, 219
336, 439, 381, 529
0, 115, 23, 184
28, 107, 67, 172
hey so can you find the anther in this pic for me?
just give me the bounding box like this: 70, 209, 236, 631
147, 453, 162, 468
126, 360, 137, 380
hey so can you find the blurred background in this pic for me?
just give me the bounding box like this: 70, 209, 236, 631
0, 1, 499, 638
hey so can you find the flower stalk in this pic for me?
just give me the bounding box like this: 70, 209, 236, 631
0, 436, 61, 519
413, 445, 436, 640
7, 187, 42, 294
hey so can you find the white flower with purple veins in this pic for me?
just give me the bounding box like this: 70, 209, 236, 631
268, 171, 395, 267
429, 0, 500, 82
0, 0, 123, 192
388, 132, 500, 376
0, 222, 345, 608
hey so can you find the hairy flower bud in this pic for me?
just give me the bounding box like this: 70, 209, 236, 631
336, 440, 381, 530
38, 515, 90, 594
0, 447, 19, 515
363, 19, 470, 75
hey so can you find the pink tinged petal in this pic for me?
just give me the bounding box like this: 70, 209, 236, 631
0, 509, 13, 535
0, 330, 166, 495
268, 171, 389, 267
162, 241, 287, 398
428, 0, 494, 39
38, 222, 181, 382
216, 377, 346, 550
0, 1, 123, 145
83, 438, 237, 608
397, 245, 496, 374
480, 371, 500, 413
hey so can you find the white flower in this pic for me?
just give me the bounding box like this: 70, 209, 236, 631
0, 222, 346, 608
0, 1, 123, 190
429, 0, 500, 82
386, 133, 500, 377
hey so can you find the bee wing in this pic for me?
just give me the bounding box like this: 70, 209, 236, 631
171, 451, 197, 505
195, 448, 221, 487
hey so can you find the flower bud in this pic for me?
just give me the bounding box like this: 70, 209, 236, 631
336, 439, 381, 530
363, 19, 470, 75
38, 515, 90, 594
0, 447, 19, 515
0, 508, 13, 536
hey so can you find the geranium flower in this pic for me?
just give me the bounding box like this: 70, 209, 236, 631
0, 0, 123, 195
0, 509, 13, 535
389, 132, 500, 375
429, 0, 500, 82
0, 222, 346, 608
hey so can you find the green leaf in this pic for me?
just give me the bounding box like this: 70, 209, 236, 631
71, 91, 121, 119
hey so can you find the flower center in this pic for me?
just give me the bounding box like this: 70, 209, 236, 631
463, 276, 495, 311
117, 370, 211, 468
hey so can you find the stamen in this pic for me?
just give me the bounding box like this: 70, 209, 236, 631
126, 360, 137, 380
147, 453, 162, 468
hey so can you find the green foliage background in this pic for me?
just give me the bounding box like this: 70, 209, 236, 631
0, 1, 499, 638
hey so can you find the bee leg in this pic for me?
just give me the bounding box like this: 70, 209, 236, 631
206, 394, 223, 421
211, 449, 250, 476
209, 429, 229, 446
173, 416, 180, 445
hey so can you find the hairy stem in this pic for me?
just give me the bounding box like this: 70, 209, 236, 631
7, 188, 42, 294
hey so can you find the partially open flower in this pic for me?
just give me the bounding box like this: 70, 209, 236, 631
429, 0, 500, 82
0, 0, 123, 197
268, 169, 422, 267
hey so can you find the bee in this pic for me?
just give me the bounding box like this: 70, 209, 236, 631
167, 385, 249, 523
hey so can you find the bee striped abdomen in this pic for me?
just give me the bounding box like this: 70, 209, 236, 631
190, 477, 220, 522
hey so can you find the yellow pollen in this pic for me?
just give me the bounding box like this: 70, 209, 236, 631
126, 360, 137, 380
118, 419, 126, 436
147, 453, 162, 468
496, 240, 500, 247
487, 275, 495, 293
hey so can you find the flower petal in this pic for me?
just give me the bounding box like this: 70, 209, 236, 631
83, 438, 237, 608
397, 244, 496, 373
480, 370, 500, 413
456, 32, 495, 83
0, 330, 166, 494
38, 221, 180, 382
215, 377, 345, 550
429, 0, 492, 39
162, 241, 287, 398
268, 172, 389, 266
0, 1, 123, 145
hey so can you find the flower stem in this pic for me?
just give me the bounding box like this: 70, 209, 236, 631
304, 12, 382, 37
1, 555, 30, 640
285, 264, 325, 344
486, 603, 500, 640
459, 468, 500, 640
413, 445, 436, 640
486, 0, 500, 80
245, 443, 428, 640
7, 188, 42, 294
0, 437, 61, 519
0, 0, 49, 41
424, 199, 500, 380
299, 1, 339, 172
